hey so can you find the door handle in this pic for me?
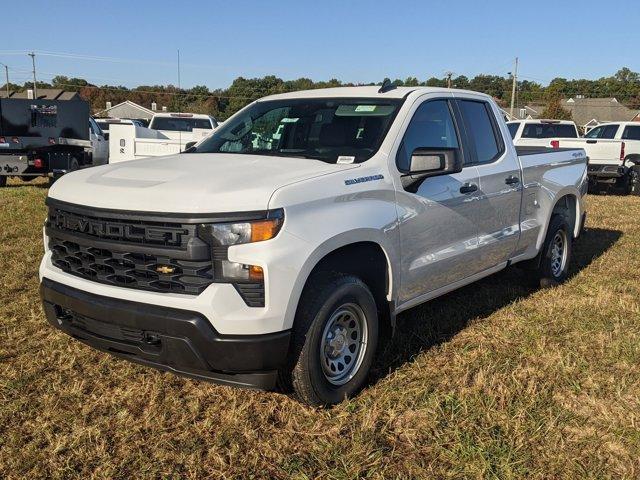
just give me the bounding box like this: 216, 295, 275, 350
459, 183, 478, 194
505, 175, 520, 185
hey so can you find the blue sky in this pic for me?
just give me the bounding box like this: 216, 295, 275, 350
2, 0, 638, 89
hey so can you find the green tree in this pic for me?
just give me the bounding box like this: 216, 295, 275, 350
541, 97, 573, 120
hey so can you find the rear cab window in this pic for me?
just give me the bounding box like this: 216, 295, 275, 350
150, 117, 214, 132
522, 123, 577, 138
457, 99, 504, 164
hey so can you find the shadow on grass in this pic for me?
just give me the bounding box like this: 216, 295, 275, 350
370, 227, 623, 381
4, 179, 49, 189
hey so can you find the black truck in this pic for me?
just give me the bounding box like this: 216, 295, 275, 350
0, 98, 94, 187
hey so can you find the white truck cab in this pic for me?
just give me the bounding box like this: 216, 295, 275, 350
507, 119, 579, 148
148, 112, 218, 142
88, 117, 109, 166
40, 86, 587, 405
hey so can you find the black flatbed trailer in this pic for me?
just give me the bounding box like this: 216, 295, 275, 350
0, 98, 92, 186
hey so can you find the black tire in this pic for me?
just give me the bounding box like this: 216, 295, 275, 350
533, 214, 573, 288
48, 158, 79, 187
282, 274, 379, 406
629, 166, 640, 196
0, 175, 6, 188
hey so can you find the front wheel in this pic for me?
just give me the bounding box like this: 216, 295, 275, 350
533, 214, 573, 288
282, 274, 379, 406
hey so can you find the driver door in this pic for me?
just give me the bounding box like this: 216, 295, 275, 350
89, 118, 109, 165
394, 98, 481, 304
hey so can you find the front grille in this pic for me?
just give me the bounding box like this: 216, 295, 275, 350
46, 201, 267, 306
49, 236, 214, 294
47, 204, 215, 295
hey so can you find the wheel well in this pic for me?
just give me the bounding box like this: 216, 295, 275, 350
624, 154, 640, 167
304, 242, 393, 338
552, 194, 577, 238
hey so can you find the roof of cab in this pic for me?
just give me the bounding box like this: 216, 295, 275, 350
259, 86, 490, 101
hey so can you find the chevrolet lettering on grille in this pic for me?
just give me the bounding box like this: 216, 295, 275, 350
51, 210, 188, 246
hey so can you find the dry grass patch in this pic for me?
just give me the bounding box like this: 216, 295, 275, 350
1, 178, 640, 478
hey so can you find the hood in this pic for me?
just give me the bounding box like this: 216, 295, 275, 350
49, 153, 356, 213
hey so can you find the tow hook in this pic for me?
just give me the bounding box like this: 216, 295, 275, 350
143, 332, 161, 346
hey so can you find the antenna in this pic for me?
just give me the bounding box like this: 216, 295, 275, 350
177, 49, 182, 149
378, 78, 396, 94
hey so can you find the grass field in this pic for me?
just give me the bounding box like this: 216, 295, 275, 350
1, 178, 639, 479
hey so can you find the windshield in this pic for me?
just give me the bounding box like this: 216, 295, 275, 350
150, 117, 213, 132
522, 123, 577, 138
189, 98, 403, 163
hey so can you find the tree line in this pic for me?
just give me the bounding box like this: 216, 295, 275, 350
2, 67, 639, 120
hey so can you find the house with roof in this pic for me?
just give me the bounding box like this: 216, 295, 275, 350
501, 104, 546, 121
95, 100, 156, 122
0, 88, 81, 100
561, 97, 640, 131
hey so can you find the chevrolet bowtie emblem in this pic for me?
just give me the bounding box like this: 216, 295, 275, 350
156, 265, 175, 274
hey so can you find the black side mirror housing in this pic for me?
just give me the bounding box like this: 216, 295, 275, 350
184, 141, 197, 152
401, 147, 463, 191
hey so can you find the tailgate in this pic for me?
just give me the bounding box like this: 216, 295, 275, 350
554, 138, 623, 165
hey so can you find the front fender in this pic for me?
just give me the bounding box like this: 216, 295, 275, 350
282, 229, 397, 331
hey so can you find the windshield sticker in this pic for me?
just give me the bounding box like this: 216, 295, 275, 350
337, 156, 355, 164
280, 117, 299, 123
355, 105, 376, 112
345, 174, 384, 185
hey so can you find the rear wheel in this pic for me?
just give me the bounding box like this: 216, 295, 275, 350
532, 214, 573, 288
629, 166, 640, 196
282, 274, 379, 406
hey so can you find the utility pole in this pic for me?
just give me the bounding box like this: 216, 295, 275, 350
28, 52, 37, 99
0, 63, 8, 97
445, 71, 454, 89
509, 57, 518, 118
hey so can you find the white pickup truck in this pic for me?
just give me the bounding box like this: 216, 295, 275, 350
551, 121, 640, 194
108, 113, 218, 163
40, 86, 588, 405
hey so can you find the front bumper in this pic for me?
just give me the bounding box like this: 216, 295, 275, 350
40, 278, 290, 390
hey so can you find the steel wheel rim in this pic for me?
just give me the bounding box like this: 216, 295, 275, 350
320, 303, 368, 386
550, 230, 568, 277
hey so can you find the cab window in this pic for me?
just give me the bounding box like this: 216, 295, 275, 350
396, 100, 459, 172
586, 124, 619, 139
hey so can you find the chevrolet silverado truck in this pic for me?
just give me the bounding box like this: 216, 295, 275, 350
40, 86, 588, 405
552, 122, 640, 194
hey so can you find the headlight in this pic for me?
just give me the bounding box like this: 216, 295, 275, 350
207, 217, 283, 246
197, 210, 283, 284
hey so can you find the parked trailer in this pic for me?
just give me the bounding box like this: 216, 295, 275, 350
0, 98, 99, 186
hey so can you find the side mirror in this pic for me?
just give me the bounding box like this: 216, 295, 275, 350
184, 141, 197, 152
401, 147, 463, 191
103, 133, 109, 141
